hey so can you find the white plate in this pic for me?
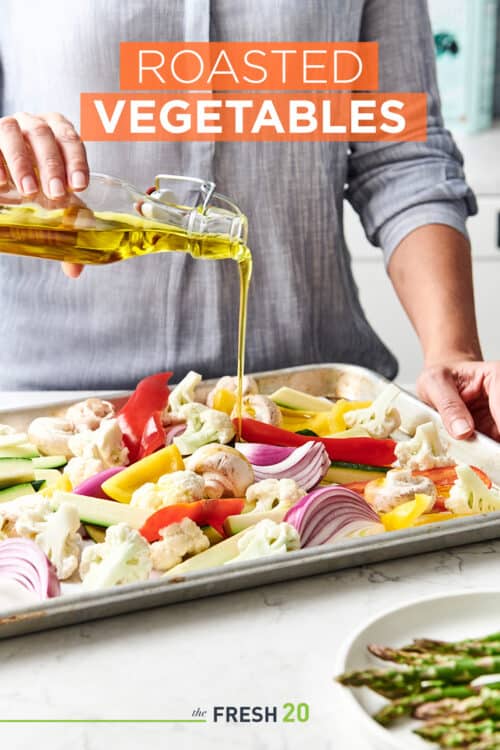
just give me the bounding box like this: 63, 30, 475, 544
333, 590, 500, 750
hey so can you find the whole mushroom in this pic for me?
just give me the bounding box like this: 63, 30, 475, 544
185, 444, 254, 499
65, 398, 115, 432
28, 417, 77, 458
230, 394, 282, 426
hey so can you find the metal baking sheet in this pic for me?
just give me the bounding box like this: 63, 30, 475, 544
0, 363, 499, 640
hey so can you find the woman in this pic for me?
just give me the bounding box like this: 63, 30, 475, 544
0, 0, 498, 441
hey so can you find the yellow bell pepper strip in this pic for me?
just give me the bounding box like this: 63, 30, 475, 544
279, 400, 371, 437
102, 444, 184, 504
73, 467, 125, 498
41, 472, 72, 498
279, 407, 326, 435
212, 389, 237, 415
329, 400, 371, 434
381, 494, 431, 531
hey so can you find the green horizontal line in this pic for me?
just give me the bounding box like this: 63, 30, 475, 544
0, 720, 207, 724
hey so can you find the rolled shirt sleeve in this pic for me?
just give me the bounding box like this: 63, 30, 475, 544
345, 0, 477, 266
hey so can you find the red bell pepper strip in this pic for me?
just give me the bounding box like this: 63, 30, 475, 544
139, 412, 166, 459
140, 497, 246, 542
236, 418, 396, 467
416, 465, 491, 489
118, 372, 172, 463
343, 481, 370, 498
345, 465, 492, 510
416, 465, 491, 511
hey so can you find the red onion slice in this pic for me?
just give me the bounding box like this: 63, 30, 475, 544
0, 538, 60, 601
0, 580, 40, 609
165, 423, 186, 445
74, 466, 124, 499
235, 443, 296, 465
284, 486, 384, 547
235, 441, 330, 490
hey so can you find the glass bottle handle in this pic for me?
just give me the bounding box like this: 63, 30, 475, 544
153, 174, 216, 212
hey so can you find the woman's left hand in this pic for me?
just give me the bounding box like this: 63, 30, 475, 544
417, 360, 500, 441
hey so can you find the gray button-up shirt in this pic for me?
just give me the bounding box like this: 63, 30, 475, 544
0, 0, 476, 389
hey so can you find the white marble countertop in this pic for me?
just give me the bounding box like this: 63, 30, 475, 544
0, 392, 499, 750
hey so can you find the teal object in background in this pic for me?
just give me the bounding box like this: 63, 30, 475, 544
428, 0, 498, 132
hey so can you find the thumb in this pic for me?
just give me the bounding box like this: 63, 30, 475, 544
417, 367, 475, 439
62, 262, 84, 278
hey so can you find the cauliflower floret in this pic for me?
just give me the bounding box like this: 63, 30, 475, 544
246, 478, 306, 512
130, 470, 205, 512
63, 457, 106, 489
151, 517, 209, 571
0, 518, 12, 541
168, 371, 202, 416
173, 403, 235, 456
230, 395, 282, 426
15, 500, 82, 580
344, 384, 401, 439
0, 494, 40, 540
229, 519, 300, 563
68, 418, 128, 467
445, 464, 500, 515
65, 398, 115, 432
206, 375, 258, 408
79, 523, 152, 590
0, 507, 20, 540
365, 468, 436, 514
395, 421, 452, 472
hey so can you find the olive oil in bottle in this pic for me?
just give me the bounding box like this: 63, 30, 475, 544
0, 206, 250, 265
0, 173, 252, 429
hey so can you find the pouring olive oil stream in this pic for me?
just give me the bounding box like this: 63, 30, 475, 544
0, 173, 252, 427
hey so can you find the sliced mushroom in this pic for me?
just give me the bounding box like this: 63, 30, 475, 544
185, 444, 254, 499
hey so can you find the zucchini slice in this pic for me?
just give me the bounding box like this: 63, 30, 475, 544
0, 482, 36, 502
326, 461, 390, 485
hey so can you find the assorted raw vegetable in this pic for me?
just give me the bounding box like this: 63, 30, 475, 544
0, 538, 60, 601
236, 417, 397, 466
235, 441, 329, 489
139, 497, 246, 542
101, 445, 184, 503
117, 371, 172, 462
336, 630, 500, 749
0, 372, 497, 604
284, 486, 385, 545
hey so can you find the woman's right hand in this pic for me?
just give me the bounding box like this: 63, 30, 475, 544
0, 112, 89, 278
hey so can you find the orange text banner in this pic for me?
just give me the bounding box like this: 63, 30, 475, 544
81, 93, 427, 142
120, 42, 379, 91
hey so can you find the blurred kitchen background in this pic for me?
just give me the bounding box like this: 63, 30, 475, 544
347, 0, 500, 383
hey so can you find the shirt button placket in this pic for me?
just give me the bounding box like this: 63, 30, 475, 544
183, 0, 215, 183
